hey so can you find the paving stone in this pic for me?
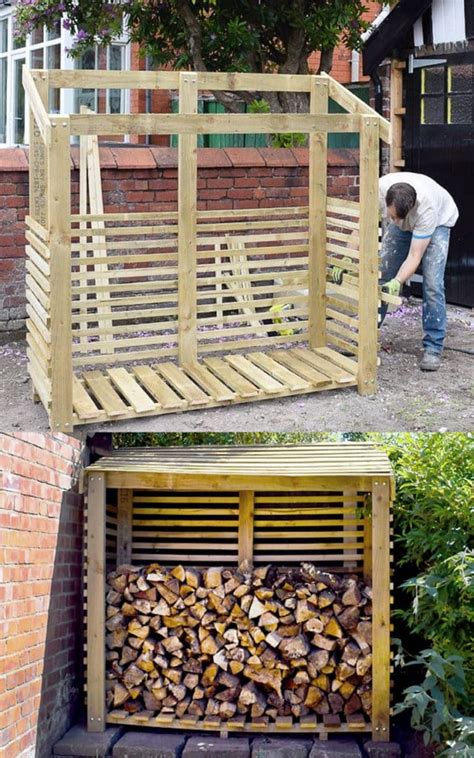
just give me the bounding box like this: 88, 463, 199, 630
252, 736, 312, 758
364, 742, 401, 758
113, 731, 186, 758
309, 739, 362, 758
53, 724, 124, 756
183, 736, 250, 758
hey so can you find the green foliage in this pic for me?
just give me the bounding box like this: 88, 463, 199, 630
248, 99, 306, 147
15, 1, 370, 80
392, 647, 472, 753
112, 432, 338, 448
380, 433, 474, 753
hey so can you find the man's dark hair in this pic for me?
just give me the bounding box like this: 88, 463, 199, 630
385, 182, 417, 219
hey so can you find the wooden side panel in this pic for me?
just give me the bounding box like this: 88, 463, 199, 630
29, 75, 49, 228
357, 116, 379, 395
238, 491, 254, 565
371, 479, 391, 740
178, 72, 198, 366
48, 118, 73, 430
87, 473, 106, 732
308, 76, 328, 348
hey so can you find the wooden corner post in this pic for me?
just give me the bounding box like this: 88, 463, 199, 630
308, 76, 328, 348
178, 71, 198, 366
48, 115, 73, 430
87, 473, 106, 732
358, 115, 379, 395
371, 478, 391, 740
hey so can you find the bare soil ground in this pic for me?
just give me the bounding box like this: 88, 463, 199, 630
1, 299, 472, 435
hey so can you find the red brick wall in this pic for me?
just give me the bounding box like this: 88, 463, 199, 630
0, 433, 85, 758
0, 146, 359, 331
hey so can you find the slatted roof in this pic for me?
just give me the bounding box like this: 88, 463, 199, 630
86, 443, 393, 479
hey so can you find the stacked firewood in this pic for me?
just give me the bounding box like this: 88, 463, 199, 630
105, 562, 373, 723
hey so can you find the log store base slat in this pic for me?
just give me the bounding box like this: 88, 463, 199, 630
72, 347, 357, 425
106, 711, 369, 734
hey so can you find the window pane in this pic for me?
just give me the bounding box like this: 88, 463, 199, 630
0, 58, 7, 143
47, 20, 61, 41
31, 48, 43, 68
108, 46, 123, 113
14, 57, 26, 143
449, 93, 473, 124
449, 64, 473, 93
47, 44, 60, 69
31, 26, 44, 46
422, 96, 444, 124
75, 48, 97, 111
0, 19, 8, 53
423, 66, 445, 95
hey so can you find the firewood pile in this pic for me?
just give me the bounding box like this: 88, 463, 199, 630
105, 562, 373, 724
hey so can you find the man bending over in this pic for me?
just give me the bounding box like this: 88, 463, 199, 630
379, 172, 458, 371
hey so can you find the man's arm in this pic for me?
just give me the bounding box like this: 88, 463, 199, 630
395, 235, 431, 284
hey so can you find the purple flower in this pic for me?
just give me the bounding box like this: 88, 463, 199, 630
75, 29, 88, 41
62, 18, 71, 29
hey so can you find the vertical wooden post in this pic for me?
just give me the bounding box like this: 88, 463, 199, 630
357, 115, 379, 395
48, 115, 73, 430
390, 61, 405, 172
117, 489, 133, 564
178, 71, 198, 366
371, 478, 391, 740
308, 76, 328, 348
342, 488, 357, 570
363, 509, 373, 584
87, 473, 106, 732
238, 491, 254, 566
29, 72, 49, 228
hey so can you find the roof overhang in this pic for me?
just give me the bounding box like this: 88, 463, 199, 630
362, 0, 433, 75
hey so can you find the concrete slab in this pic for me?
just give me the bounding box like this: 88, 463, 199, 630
364, 742, 401, 758
183, 736, 250, 758
53, 724, 124, 756
252, 736, 312, 758
113, 731, 186, 758
309, 740, 362, 758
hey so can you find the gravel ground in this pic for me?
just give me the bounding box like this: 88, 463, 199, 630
1, 299, 472, 435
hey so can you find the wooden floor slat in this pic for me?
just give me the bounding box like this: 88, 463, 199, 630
184, 363, 236, 402
156, 362, 210, 405
225, 354, 285, 394
245, 351, 312, 391
315, 346, 358, 375
203, 357, 260, 398
72, 376, 102, 420
133, 365, 186, 409
107, 367, 156, 413
82, 371, 129, 416
290, 348, 354, 384
269, 350, 332, 387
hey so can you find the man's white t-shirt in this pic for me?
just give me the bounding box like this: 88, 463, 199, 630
379, 172, 459, 238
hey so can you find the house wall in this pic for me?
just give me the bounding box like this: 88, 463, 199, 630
0, 146, 360, 331
0, 433, 85, 758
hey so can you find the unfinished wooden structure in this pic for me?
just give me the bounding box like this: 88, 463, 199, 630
84, 443, 394, 740
24, 68, 392, 432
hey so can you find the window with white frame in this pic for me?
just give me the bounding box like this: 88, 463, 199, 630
0, 9, 130, 146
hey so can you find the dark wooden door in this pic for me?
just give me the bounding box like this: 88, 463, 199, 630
405, 52, 474, 307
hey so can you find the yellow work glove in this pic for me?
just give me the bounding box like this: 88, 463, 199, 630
269, 303, 294, 336
330, 257, 351, 285
381, 278, 401, 297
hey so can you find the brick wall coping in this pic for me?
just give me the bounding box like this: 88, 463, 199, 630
0, 145, 358, 172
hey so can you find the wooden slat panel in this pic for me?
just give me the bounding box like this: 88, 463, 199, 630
269, 350, 332, 387
184, 363, 236, 402
203, 357, 260, 398
72, 377, 102, 421
289, 348, 353, 385
245, 352, 311, 392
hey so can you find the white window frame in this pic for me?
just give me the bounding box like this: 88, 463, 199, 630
0, 9, 131, 146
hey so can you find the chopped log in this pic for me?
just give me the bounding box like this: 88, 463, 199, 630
342, 580, 362, 607
279, 635, 310, 660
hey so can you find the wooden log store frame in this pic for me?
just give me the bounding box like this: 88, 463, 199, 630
84, 443, 394, 740
24, 68, 392, 432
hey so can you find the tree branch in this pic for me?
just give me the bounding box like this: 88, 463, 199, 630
317, 48, 335, 75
